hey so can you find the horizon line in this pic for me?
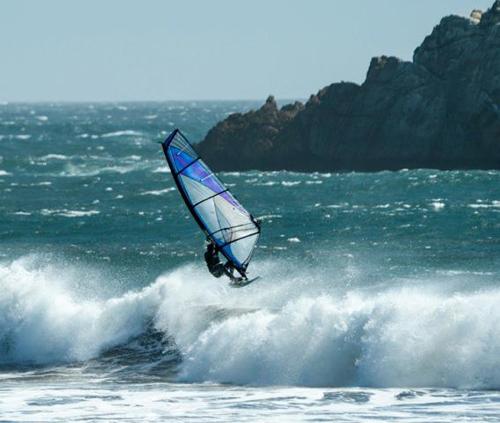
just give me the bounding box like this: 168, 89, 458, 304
0, 97, 307, 105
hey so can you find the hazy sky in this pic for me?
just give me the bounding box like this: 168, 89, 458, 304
0, 0, 493, 101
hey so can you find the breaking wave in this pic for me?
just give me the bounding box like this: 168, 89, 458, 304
1, 255, 499, 389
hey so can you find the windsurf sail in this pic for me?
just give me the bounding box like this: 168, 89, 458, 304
161, 129, 260, 276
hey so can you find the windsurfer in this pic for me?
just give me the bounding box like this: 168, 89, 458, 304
204, 241, 244, 283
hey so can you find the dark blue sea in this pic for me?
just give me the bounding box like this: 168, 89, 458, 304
1, 102, 499, 421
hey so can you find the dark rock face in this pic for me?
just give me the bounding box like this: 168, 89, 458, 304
198, 1, 500, 171
197, 96, 303, 170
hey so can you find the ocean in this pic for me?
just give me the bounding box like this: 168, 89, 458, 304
1, 102, 499, 422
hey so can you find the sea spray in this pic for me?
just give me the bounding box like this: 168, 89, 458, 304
160, 278, 500, 388
0, 256, 160, 364
2, 256, 500, 389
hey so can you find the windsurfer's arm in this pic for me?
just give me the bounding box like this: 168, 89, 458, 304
207, 238, 221, 254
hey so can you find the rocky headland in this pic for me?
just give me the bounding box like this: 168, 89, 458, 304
197, 1, 500, 171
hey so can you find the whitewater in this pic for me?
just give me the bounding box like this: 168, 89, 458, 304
1, 102, 499, 421
2, 255, 500, 388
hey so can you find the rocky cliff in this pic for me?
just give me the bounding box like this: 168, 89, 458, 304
197, 1, 500, 171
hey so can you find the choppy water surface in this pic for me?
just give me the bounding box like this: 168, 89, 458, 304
1, 102, 499, 421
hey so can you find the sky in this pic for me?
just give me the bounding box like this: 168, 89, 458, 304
0, 0, 494, 102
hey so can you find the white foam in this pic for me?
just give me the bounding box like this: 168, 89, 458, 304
60, 163, 142, 177
60, 210, 100, 217
39, 154, 68, 161
0, 170, 11, 176
0, 256, 160, 364
468, 201, 500, 209
327, 203, 348, 209
2, 257, 500, 390
161, 273, 500, 389
40, 209, 100, 217
282, 181, 301, 187
152, 166, 170, 174
140, 187, 176, 196
257, 214, 282, 221
431, 201, 445, 211
100, 130, 143, 138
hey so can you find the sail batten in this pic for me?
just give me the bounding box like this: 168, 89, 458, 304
161, 129, 260, 274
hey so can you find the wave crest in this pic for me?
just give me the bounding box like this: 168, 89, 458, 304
1, 256, 500, 389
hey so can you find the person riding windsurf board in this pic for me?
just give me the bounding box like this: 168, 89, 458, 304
160, 128, 261, 286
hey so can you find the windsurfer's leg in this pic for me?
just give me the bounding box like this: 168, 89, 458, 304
222, 263, 240, 283
223, 263, 234, 280
210, 263, 225, 278
225, 265, 247, 284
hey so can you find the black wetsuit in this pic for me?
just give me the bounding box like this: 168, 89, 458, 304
204, 244, 226, 278
204, 243, 245, 282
